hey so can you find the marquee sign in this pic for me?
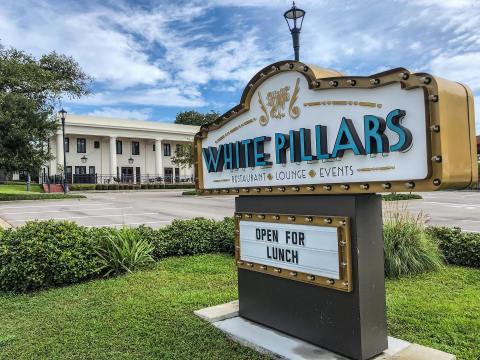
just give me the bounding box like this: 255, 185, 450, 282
235, 212, 352, 291
195, 61, 477, 195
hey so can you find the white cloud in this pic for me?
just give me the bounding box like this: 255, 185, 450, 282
87, 107, 153, 120
430, 52, 480, 91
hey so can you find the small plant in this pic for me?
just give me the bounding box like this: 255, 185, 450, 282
182, 190, 197, 196
96, 228, 154, 276
382, 193, 422, 201
383, 202, 443, 278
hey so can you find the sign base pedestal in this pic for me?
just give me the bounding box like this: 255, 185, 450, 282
235, 194, 387, 360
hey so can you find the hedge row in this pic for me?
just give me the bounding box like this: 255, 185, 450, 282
0, 218, 234, 292
426, 227, 480, 268
0, 193, 85, 201
69, 183, 194, 191
382, 193, 422, 201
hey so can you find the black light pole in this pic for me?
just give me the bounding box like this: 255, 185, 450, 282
284, 2, 306, 61
58, 109, 68, 194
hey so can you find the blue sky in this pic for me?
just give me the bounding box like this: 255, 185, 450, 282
1, 0, 479, 130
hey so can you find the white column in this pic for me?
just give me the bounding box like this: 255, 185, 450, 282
133, 166, 137, 184
109, 136, 117, 180
56, 132, 63, 175
155, 139, 163, 177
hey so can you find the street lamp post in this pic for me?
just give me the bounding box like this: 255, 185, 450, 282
58, 109, 68, 194
284, 2, 306, 61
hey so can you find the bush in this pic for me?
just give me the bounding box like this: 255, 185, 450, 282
182, 190, 197, 195
383, 207, 443, 278
426, 227, 480, 267
0, 221, 102, 292
69, 184, 96, 191
0, 193, 85, 201
382, 193, 422, 201
96, 228, 154, 276
108, 184, 119, 190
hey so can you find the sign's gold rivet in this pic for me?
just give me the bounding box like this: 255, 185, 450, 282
254, 188, 261, 192
328, 80, 338, 87
274, 267, 282, 273
305, 216, 313, 222
324, 218, 332, 224
266, 187, 273, 192
248, 83, 254, 88
339, 220, 346, 226
430, 124, 440, 132
260, 73, 265, 77
272, 215, 280, 220
278, 187, 286, 192
242, 188, 249, 192
400, 72, 409, 80
245, 214, 252, 218
431, 155, 442, 162
260, 265, 267, 270
291, 186, 300, 192
303, 66, 309, 72
288, 216, 296, 221
257, 214, 265, 219
326, 279, 335, 285
370, 78, 380, 85
422, 77, 432, 84
314, 81, 321, 87
290, 271, 298, 277
383, 183, 392, 189
405, 181, 415, 189
339, 240, 347, 246
222, 189, 229, 193
433, 178, 441, 186
342, 281, 349, 287
246, 262, 254, 267
347, 79, 356, 86
289, 63, 294, 69
361, 184, 369, 190
323, 185, 332, 191
235, 229, 240, 234
429, 94, 439, 102
307, 186, 315, 191
341, 262, 348, 267
342, 184, 350, 190
233, 189, 239, 193
237, 261, 244, 265
307, 275, 315, 281
235, 214, 242, 218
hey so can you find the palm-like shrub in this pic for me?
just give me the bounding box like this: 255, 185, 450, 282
97, 228, 154, 276
383, 203, 443, 278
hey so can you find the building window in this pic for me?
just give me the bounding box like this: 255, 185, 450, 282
132, 141, 140, 155
89, 166, 95, 175
94, 141, 100, 149
153, 144, 155, 152
116, 140, 122, 154
163, 143, 171, 156
77, 138, 86, 153
65, 137, 69, 152
75, 166, 86, 175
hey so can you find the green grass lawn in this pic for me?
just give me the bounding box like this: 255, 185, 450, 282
0, 255, 478, 360
0, 184, 43, 194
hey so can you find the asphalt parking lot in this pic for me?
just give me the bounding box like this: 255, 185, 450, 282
1, 190, 480, 231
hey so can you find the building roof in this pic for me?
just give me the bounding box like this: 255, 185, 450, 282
62, 114, 200, 136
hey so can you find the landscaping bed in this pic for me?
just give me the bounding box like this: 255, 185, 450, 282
0, 255, 477, 360
0, 184, 85, 201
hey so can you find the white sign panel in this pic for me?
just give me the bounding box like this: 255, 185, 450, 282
200, 71, 428, 190
239, 220, 341, 279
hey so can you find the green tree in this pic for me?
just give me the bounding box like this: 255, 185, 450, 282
0, 45, 91, 174
174, 110, 219, 126
172, 110, 219, 168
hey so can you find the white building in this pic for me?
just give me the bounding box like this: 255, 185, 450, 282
42, 115, 199, 184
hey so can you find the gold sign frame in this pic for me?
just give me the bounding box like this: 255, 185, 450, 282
235, 212, 353, 292
195, 60, 477, 195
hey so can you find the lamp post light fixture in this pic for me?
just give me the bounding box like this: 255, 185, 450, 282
80, 155, 88, 164
128, 157, 134, 165
284, 1, 306, 61
58, 108, 68, 194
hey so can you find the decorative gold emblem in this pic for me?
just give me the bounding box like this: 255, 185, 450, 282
267, 173, 273, 180
289, 78, 301, 119
308, 170, 316, 178
257, 78, 301, 125
267, 86, 290, 119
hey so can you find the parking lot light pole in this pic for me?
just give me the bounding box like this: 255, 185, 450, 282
58, 108, 68, 194
284, 2, 306, 61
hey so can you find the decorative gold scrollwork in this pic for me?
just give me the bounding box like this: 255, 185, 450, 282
266, 86, 290, 119
258, 92, 269, 126
289, 78, 301, 119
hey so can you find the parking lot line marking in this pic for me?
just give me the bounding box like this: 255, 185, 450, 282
0, 207, 133, 216
0, 202, 113, 210
8, 212, 159, 222
87, 220, 171, 227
